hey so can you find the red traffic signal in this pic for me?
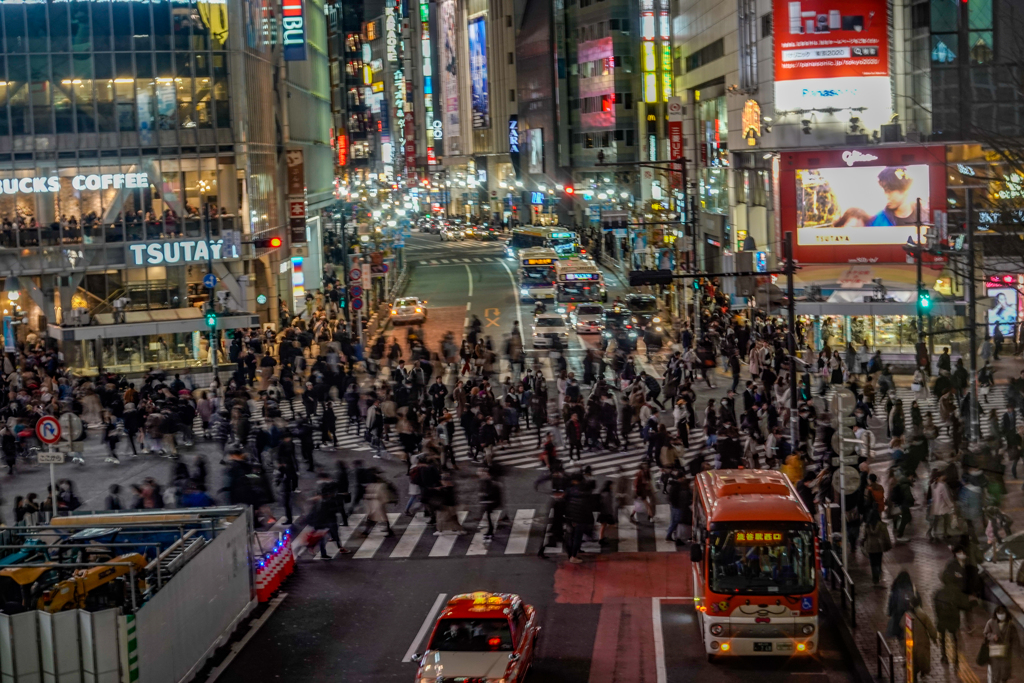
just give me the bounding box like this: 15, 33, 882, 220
254, 236, 283, 249
564, 186, 575, 195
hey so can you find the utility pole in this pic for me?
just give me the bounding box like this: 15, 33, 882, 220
204, 212, 218, 382
785, 231, 799, 447
915, 198, 924, 344
966, 189, 981, 441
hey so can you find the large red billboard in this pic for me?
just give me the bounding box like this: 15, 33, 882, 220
773, 0, 889, 81
779, 146, 947, 264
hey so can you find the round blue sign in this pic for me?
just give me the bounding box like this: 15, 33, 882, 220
202, 273, 218, 288
256, 294, 268, 305
350, 285, 363, 298
351, 298, 364, 311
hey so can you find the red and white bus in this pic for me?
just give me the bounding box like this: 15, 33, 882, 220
691, 469, 819, 658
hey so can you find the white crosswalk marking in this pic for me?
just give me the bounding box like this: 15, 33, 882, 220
617, 508, 638, 552
466, 509, 502, 555
354, 513, 401, 559
429, 511, 469, 556
339, 515, 366, 547
505, 509, 534, 555
391, 515, 429, 558
654, 504, 675, 552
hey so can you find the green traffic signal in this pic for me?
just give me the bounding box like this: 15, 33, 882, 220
918, 290, 931, 311
205, 311, 217, 328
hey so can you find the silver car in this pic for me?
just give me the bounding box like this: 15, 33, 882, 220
569, 303, 604, 334
532, 315, 569, 347
390, 296, 427, 324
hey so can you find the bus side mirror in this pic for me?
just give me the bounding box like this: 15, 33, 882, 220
690, 543, 703, 564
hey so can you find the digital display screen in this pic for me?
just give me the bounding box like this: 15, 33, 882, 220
795, 164, 931, 246
523, 258, 554, 265
550, 232, 573, 238
563, 273, 600, 281
733, 532, 784, 545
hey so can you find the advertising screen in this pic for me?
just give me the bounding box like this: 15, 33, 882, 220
773, 0, 891, 127
795, 164, 930, 247
468, 16, 491, 129
528, 129, 544, 174
439, 0, 461, 141
988, 288, 1018, 337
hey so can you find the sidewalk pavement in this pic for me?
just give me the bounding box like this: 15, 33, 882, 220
825, 352, 1024, 683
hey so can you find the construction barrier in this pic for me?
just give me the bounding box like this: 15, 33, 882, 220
254, 530, 294, 602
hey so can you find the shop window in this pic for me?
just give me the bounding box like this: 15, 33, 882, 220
112, 4, 132, 51
26, 4, 47, 52
4, 5, 27, 53
931, 0, 957, 32
931, 35, 957, 64
50, 3, 71, 52
969, 31, 993, 64
153, 0, 173, 50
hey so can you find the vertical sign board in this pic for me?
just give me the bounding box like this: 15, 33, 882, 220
286, 149, 307, 244
508, 115, 521, 180
905, 612, 914, 683
468, 15, 490, 129
667, 96, 684, 189
282, 0, 307, 61
405, 110, 417, 178
439, 0, 461, 147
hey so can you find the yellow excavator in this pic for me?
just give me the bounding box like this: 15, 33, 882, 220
0, 553, 147, 613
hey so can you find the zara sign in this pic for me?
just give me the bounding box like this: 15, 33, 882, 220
129, 239, 229, 266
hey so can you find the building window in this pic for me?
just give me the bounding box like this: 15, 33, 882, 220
510, 89, 516, 102
508, 52, 514, 64
761, 12, 772, 38
686, 38, 724, 72
610, 19, 619, 29
625, 129, 634, 146
506, 14, 512, 27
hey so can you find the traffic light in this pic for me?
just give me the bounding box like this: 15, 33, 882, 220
629, 269, 674, 287
253, 236, 283, 249
205, 310, 217, 328
564, 186, 575, 196
693, 278, 701, 290
917, 288, 931, 313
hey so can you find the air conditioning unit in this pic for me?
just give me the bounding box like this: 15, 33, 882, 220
880, 123, 902, 143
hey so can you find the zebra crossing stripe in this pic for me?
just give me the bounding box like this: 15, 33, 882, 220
617, 508, 639, 552
466, 510, 501, 556
505, 509, 534, 555
391, 515, 429, 558
354, 513, 401, 559
654, 504, 675, 552
429, 511, 469, 556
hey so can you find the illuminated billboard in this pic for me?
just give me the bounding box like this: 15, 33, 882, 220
779, 146, 947, 263
439, 0, 461, 142
468, 16, 490, 129
796, 164, 930, 246
527, 129, 543, 174
773, 0, 890, 127
987, 288, 1018, 337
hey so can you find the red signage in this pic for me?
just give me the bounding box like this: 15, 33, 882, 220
337, 134, 348, 167
668, 120, 683, 189
773, 0, 890, 82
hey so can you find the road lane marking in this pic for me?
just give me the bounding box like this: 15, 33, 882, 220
466, 509, 502, 555
339, 515, 366, 547
403, 593, 448, 662
500, 261, 526, 345
652, 598, 667, 683
440, 259, 450, 263
466, 301, 471, 310
505, 509, 534, 554
391, 515, 429, 558
429, 511, 469, 556
354, 513, 401, 558
617, 508, 638, 552
466, 264, 473, 296
654, 504, 675, 552
485, 306, 500, 328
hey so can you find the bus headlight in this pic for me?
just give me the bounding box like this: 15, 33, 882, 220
653, 316, 661, 323
520, 289, 529, 296
801, 624, 815, 635
709, 624, 724, 637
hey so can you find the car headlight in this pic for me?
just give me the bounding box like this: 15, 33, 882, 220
801, 624, 815, 635
603, 332, 612, 338
655, 326, 663, 332
653, 316, 661, 323
415, 308, 422, 313
710, 624, 724, 637
390, 310, 396, 315
631, 317, 638, 323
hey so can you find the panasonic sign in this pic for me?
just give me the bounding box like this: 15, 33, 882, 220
0, 173, 149, 195
129, 239, 227, 266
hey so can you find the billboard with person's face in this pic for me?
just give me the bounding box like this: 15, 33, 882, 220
987, 288, 1018, 337
779, 146, 947, 263
796, 164, 930, 245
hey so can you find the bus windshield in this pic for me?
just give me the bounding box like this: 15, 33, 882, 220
708, 527, 816, 595
550, 238, 580, 257
521, 266, 555, 284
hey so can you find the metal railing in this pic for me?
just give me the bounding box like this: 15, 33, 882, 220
876, 631, 896, 682
826, 549, 857, 628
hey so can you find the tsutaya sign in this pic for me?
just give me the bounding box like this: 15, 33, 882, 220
0, 173, 149, 195
129, 239, 234, 267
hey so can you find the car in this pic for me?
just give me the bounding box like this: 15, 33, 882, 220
440, 226, 464, 241
624, 294, 660, 329
390, 296, 428, 324
411, 591, 540, 683
532, 314, 569, 348
569, 303, 605, 334
600, 305, 637, 351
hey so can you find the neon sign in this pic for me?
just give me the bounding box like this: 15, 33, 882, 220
734, 532, 784, 544
0, 173, 149, 195
129, 239, 232, 266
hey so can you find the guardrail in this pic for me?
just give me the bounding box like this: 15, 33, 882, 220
876, 631, 895, 682
825, 549, 857, 627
